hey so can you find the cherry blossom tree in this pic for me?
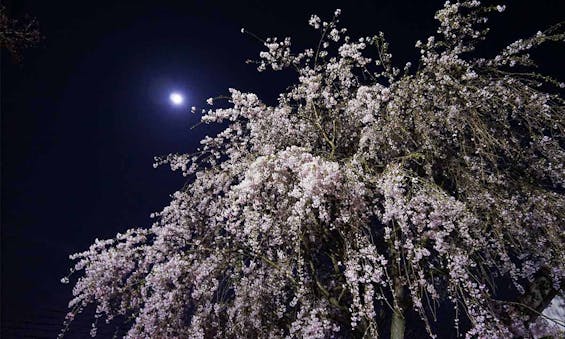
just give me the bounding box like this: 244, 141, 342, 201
62, 2, 564, 338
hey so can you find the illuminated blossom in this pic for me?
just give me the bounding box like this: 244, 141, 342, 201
62, 2, 565, 338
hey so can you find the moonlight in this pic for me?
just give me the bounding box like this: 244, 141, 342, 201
169, 92, 184, 106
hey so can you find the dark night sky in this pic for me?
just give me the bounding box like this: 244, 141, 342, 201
1, 0, 563, 337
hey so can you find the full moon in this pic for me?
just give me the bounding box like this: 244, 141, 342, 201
169, 92, 184, 105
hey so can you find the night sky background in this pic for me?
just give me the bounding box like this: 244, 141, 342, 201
1, 0, 564, 337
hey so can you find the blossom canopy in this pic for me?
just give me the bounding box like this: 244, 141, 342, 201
62, 1, 565, 338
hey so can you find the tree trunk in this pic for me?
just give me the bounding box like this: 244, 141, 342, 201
391, 311, 405, 339
390, 278, 406, 339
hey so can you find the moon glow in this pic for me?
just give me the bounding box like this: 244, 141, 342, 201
169, 92, 184, 105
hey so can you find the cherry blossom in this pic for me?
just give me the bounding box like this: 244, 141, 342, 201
62, 2, 564, 338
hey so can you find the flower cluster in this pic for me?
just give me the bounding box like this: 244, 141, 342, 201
63, 1, 564, 338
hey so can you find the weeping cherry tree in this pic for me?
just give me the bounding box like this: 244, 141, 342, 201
61, 1, 565, 338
